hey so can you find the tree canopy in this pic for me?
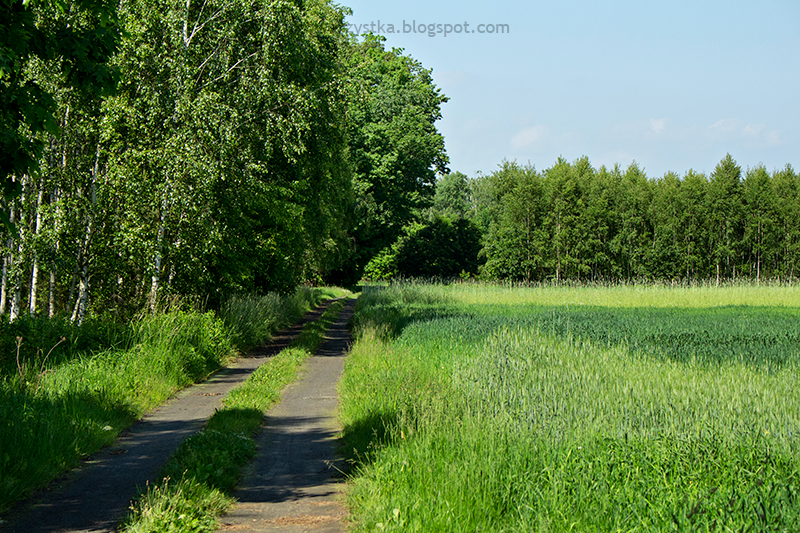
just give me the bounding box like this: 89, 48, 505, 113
460, 156, 800, 284
332, 34, 449, 284
0, 3, 452, 321
0, 0, 119, 212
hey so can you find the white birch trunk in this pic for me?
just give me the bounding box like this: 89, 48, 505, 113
49, 269, 56, 318
149, 212, 165, 313
29, 187, 44, 314
9, 280, 21, 322
0, 204, 13, 315
0, 256, 7, 315
71, 264, 89, 326
49, 188, 61, 318
70, 146, 99, 325
10, 177, 28, 322
9, 238, 22, 322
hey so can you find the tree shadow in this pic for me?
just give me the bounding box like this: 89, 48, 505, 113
338, 410, 400, 474
0, 386, 138, 516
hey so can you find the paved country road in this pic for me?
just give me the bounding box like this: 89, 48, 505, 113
2, 299, 341, 533
218, 298, 355, 533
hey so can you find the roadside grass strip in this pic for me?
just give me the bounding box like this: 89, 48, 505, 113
0, 287, 330, 515
120, 298, 347, 533
339, 283, 800, 532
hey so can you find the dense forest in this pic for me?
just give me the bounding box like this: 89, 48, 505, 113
373, 155, 800, 284
1, 0, 447, 322
2, 0, 798, 326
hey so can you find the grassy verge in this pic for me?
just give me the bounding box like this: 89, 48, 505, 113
119, 297, 348, 533
0, 286, 336, 515
339, 283, 800, 531
219, 286, 350, 352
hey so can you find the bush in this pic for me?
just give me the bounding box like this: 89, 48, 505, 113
365, 216, 483, 280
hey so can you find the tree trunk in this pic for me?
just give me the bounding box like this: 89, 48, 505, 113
70, 145, 99, 325
29, 186, 44, 314
10, 176, 29, 322
149, 212, 165, 313
0, 256, 7, 315
70, 264, 89, 326
0, 204, 13, 315
49, 268, 56, 318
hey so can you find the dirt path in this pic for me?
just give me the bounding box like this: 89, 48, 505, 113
218, 298, 355, 533
2, 300, 337, 533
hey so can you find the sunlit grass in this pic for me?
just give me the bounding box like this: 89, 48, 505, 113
437, 280, 800, 308
121, 297, 349, 533
0, 286, 334, 515
340, 282, 800, 532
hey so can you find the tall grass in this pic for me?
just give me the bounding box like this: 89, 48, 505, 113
0, 313, 129, 377
340, 282, 800, 531
0, 309, 235, 513
0, 286, 336, 515
440, 279, 800, 308
121, 298, 349, 533
219, 286, 350, 352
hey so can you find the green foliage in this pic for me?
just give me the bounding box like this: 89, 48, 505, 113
433, 171, 471, 220
121, 298, 348, 533
0, 307, 234, 513
0, 0, 358, 325
364, 217, 482, 280
120, 477, 232, 533
333, 34, 448, 284
340, 282, 800, 531
218, 286, 326, 352
0, 312, 128, 376
477, 161, 546, 281
0, 0, 120, 214
707, 153, 744, 281
104, 0, 353, 298
470, 154, 798, 283
0, 287, 337, 513
218, 293, 284, 353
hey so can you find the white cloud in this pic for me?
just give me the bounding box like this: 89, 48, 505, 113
708, 118, 780, 146
742, 123, 764, 137
742, 123, 780, 145
650, 118, 667, 134
511, 125, 548, 149
709, 118, 741, 134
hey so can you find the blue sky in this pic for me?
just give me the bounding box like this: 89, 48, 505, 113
340, 1, 799, 179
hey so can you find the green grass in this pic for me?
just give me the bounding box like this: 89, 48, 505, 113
120, 297, 349, 533
339, 282, 800, 532
0, 286, 332, 515
219, 285, 349, 352
437, 279, 800, 308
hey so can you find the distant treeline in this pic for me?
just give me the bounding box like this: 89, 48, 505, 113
368, 154, 800, 284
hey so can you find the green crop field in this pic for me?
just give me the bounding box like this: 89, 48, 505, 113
339, 282, 800, 532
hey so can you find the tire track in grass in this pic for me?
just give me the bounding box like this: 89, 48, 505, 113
2, 299, 338, 533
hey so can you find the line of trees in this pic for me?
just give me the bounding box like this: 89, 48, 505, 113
7, 1, 795, 322
401, 155, 798, 284
1, 0, 448, 322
